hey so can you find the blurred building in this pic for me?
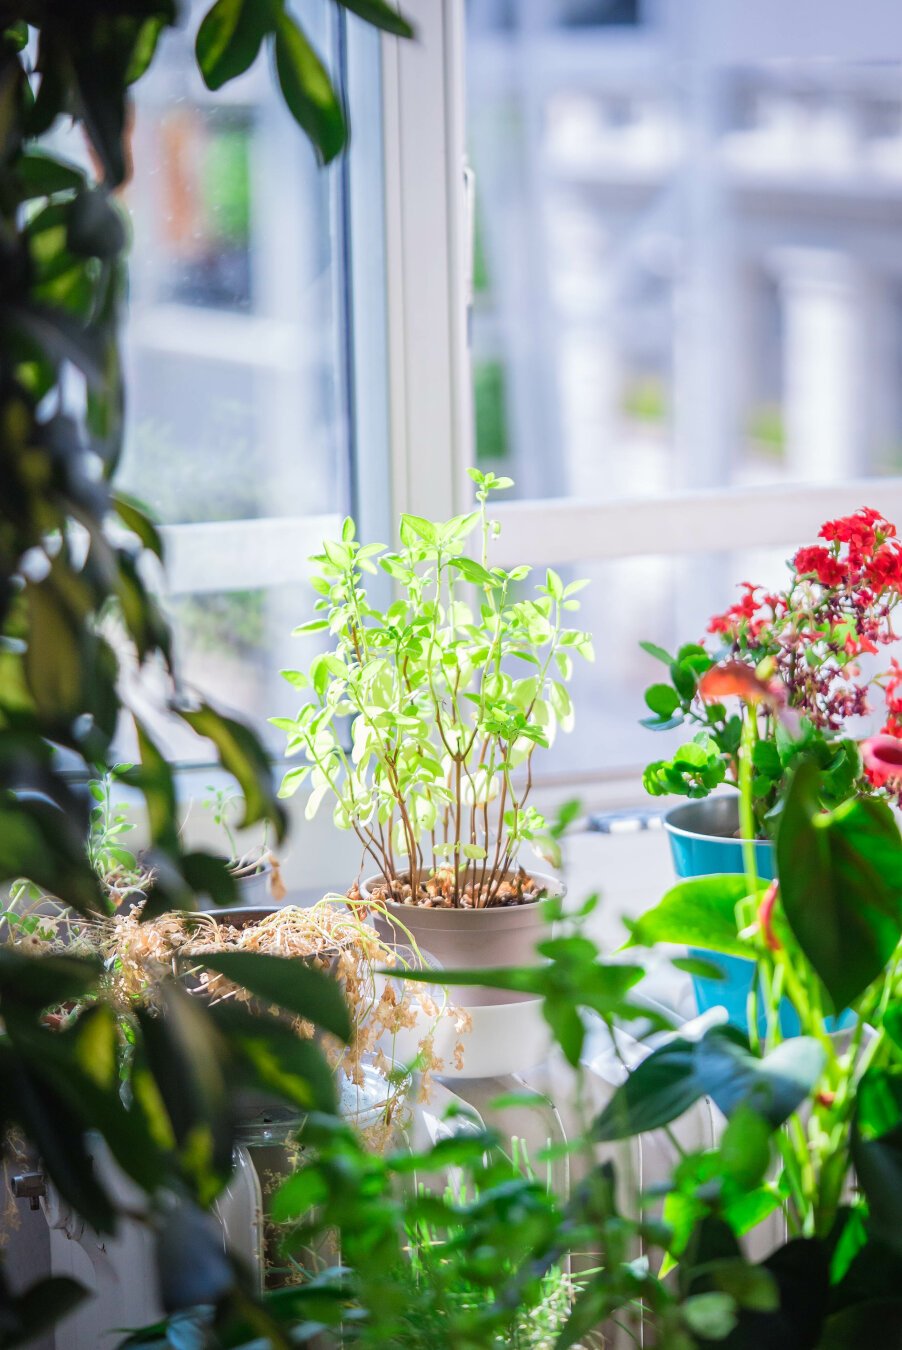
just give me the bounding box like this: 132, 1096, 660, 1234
468, 0, 902, 503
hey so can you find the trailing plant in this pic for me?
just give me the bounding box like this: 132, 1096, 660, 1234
274, 470, 594, 907
86, 764, 154, 907
201, 783, 285, 893
0, 0, 413, 1340
641, 507, 902, 833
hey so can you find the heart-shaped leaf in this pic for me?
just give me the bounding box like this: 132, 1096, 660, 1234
777, 761, 902, 1009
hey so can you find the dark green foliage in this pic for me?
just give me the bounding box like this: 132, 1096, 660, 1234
0, 0, 411, 1342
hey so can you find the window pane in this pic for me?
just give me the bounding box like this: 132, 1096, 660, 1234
119, 584, 330, 763
468, 4, 902, 501
119, 3, 350, 526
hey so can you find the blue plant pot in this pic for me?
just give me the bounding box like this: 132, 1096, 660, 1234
663, 796, 796, 1035
664, 799, 852, 1036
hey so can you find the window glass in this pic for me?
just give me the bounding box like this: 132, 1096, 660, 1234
121, 7, 348, 526
468, 3, 902, 503
106, 2, 384, 759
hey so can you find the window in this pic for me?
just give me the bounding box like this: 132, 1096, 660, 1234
116, 1, 388, 762
464, 0, 902, 782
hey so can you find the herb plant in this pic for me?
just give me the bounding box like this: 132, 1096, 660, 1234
273, 471, 593, 907
641, 507, 902, 833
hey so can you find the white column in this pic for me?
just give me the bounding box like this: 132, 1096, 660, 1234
773, 249, 869, 482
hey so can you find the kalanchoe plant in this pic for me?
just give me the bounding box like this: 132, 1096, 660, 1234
273, 471, 594, 907
641, 507, 902, 832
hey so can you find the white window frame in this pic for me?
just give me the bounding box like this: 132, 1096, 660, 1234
147, 4, 902, 889
374, 0, 902, 805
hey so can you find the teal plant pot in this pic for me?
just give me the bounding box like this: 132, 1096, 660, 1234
663, 797, 794, 1035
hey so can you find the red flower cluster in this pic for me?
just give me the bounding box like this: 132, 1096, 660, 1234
882, 659, 902, 738
704, 508, 902, 737
707, 583, 778, 641
794, 507, 902, 596
792, 546, 845, 589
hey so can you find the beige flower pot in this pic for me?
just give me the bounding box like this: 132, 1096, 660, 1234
360, 870, 564, 1008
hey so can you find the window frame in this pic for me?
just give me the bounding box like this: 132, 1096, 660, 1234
376, 0, 902, 797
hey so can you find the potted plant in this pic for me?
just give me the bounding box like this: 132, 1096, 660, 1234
272, 470, 594, 1005
201, 784, 286, 911
639, 508, 902, 1023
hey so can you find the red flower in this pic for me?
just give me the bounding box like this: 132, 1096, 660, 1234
793, 545, 845, 588
861, 735, 902, 787
866, 542, 902, 592
707, 583, 768, 639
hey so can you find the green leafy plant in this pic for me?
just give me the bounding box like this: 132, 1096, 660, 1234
0, 0, 413, 1341
86, 764, 155, 907
641, 507, 902, 834
274, 471, 594, 907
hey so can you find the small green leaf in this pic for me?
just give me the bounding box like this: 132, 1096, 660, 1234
645, 683, 681, 718
682, 1292, 738, 1339
640, 640, 673, 664
177, 703, 287, 842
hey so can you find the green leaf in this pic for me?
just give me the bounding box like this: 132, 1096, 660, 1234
198, 952, 351, 1043
66, 188, 126, 259
274, 11, 346, 164
719, 1107, 772, 1190
335, 0, 415, 38
449, 556, 496, 587
682, 1292, 737, 1339
672, 955, 727, 981
178, 703, 287, 842
0, 950, 101, 1013
136, 984, 234, 1201
593, 1037, 700, 1141
645, 683, 680, 718
181, 851, 238, 908
126, 16, 169, 84
16, 151, 84, 199
819, 1301, 902, 1350
209, 1004, 337, 1114
640, 640, 674, 665
196, 0, 277, 90
752, 739, 782, 780
695, 1028, 824, 1128
625, 874, 758, 958
0, 1276, 90, 1348
112, 492, 163, 559
777, 760, 902, 1009
130, 721, 179, 851
400, 514, 438, 546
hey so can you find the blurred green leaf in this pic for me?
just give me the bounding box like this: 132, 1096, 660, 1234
177, 703, 287, 842
777, 761, 902, 1009
196, 0, 278, 91
336, 0, 414, 39
274, 11, 346, 164
200, 951, 351, 1044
